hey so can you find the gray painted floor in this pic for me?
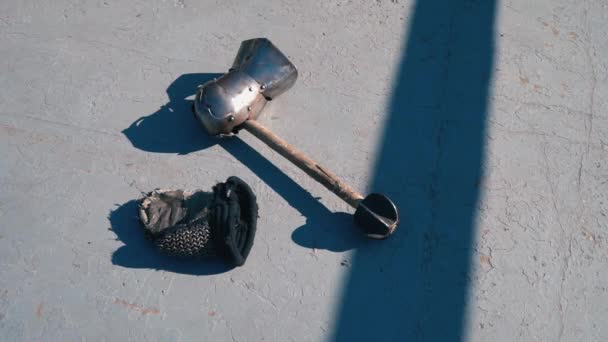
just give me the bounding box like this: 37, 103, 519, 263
1, 0, 607, 341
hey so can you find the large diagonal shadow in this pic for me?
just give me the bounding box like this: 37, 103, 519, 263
331, 0, 496, 340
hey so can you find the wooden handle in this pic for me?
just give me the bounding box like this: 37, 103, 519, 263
241, 120, 364, 208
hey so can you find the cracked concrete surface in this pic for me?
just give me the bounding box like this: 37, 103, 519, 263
0, 0, 607, 341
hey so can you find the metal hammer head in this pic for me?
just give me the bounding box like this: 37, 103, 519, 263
354, 194, 399, 239
193, 38, 298, 135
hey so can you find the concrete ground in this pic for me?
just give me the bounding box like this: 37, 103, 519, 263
1, 0, 607, 341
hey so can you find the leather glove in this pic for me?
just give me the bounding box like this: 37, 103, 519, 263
139, 177, 258, 266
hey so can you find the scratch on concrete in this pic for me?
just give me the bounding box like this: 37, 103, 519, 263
113, 298, 160, 315
36, 302, 44, 318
